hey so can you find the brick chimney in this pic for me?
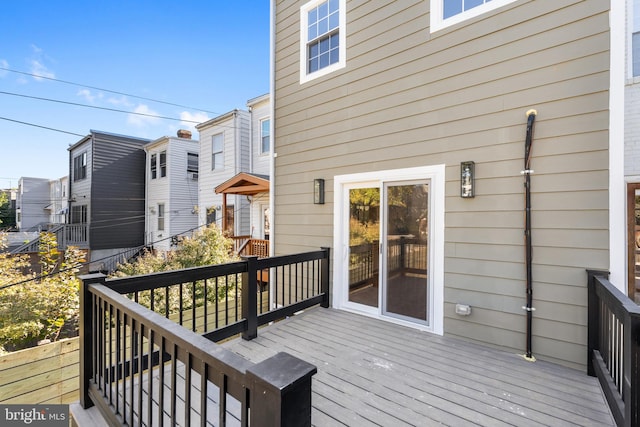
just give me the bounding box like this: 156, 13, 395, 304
177, 129, 192, 139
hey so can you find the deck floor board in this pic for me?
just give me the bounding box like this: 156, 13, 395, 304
223, 307, 614, 427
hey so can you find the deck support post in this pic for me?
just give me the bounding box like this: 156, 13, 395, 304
587, 269, 608, 377
78, 273, 107, 409
321, 247, 330, 308
247, 352, 317, 427
242, 255, 258, 340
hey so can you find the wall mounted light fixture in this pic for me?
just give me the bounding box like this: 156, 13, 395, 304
314, 179, 325, 204
460, 161, 475, 198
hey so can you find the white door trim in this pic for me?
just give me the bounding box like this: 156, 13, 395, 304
332, 165, 445, 335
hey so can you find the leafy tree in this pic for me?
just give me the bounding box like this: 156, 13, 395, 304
0, 191, 16, 229
0, 233, 85, 352
111, 224, 237, 316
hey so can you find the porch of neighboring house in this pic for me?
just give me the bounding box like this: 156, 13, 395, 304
71, 251, 633, 427
216, 172, 270, 258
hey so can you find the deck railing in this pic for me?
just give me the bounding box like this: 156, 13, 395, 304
79, 247, 330, 426
10, 223, 88, 254
349, 237, 427, 289
587, 270, 640, 427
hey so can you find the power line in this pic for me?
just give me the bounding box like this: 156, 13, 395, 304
0, 90, 201, 124
0, 116, 85, 137
0, 66, 220, 115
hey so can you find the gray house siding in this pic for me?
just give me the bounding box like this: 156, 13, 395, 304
90, 134, 147, 250
272, 0, 609, 369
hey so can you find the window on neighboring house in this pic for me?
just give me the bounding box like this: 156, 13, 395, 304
300, 0, 345, 83
206, 207, 216, 226
160, 151, 167, 177
150, 154, 157, 179
73, 152, 87, 182
431, 0, 517, 33
212, 133, 224, 170
187, 152, 199, 178
158, 203, 165, 231
261, 119, 270, 154
71, 205, 87, 224
634, 32, 640, 77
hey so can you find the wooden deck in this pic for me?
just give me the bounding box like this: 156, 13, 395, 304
223, 307, 614, 427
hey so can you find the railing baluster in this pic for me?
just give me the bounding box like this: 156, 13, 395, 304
158, 336, 165, 427
203, 279, 209, 333
185, 353, 192, 426
192, 281, 197, 332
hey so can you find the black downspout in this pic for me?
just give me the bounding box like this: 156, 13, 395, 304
523, 109, 537, 362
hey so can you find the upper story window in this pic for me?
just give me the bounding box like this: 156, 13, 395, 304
260, 119, 270, 154
159, 151, 167, 178
150, 154, 157, 179
187, 153, 199, 173
157, 203, 165, 231
73, 152, 87, 182
634, 32, 640, 77
431, 0, 517, 33
300, 0, 346, 84
212, 133, 224, 170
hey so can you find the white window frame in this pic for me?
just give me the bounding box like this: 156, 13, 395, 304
260, 118, 270, 154
157, 203, 165, 231
332, 165, 445, 335
430, 0, 517, 33
212, 133, 224, 170
299, 0, 346, 84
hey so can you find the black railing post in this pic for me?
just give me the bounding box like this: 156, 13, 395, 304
586, 270, 608, 377
247, 352, 317, 427
321, 247, 330, 308
625, 310, 640, 427
78, 272, 107, 409
242, 255, 258, 340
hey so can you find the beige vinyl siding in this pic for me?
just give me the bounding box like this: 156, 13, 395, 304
273, 0, 610, 368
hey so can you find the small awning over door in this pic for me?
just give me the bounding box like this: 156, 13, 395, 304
214, 172, 270, 232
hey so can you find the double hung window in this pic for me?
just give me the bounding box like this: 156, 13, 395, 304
260, 119, 270, 154
212, 133, 224, 170
300, 0, 345, 83
150, 154, 157, 179
73, 152, 87, 182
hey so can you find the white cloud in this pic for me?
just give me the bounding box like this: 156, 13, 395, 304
107, 95, 133, 107
128, 104, 161, 127
180, 111, 209, 127
0, 59, 8, 77
76, 89, 104, 104
28, 45, 55, 81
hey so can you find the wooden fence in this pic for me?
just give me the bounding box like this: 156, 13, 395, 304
0, 338, 80, 405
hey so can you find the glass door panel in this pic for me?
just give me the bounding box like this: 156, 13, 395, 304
383, 181, 429, 322
348, 187, 380, 307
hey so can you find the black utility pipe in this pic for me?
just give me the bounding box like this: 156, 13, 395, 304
524, 109, 537, 361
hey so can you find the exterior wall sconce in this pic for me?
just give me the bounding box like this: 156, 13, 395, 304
460, 161, 475, 198
314, 179, 325, 204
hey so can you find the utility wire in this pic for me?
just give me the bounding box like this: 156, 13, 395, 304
0, 66, 220, 116
0, 116, 85, 137
0, 90, 200, 123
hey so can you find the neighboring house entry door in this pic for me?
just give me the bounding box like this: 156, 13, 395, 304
333, 166, 444, 335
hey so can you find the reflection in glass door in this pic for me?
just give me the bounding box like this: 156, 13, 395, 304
383, 181, 429, 322
348, 187, 380, 308
628, 184, 640, 304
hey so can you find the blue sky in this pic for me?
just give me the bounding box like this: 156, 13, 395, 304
0, 1, 270, 189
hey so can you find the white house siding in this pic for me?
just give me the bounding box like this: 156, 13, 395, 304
626, 81, 640, 177
272, 0, 611, 369
16, 177, 50, 231
197, 110, 252, 236
249, 95, 272, 176
68, 138, 93, 232
145, 137, 199, 252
